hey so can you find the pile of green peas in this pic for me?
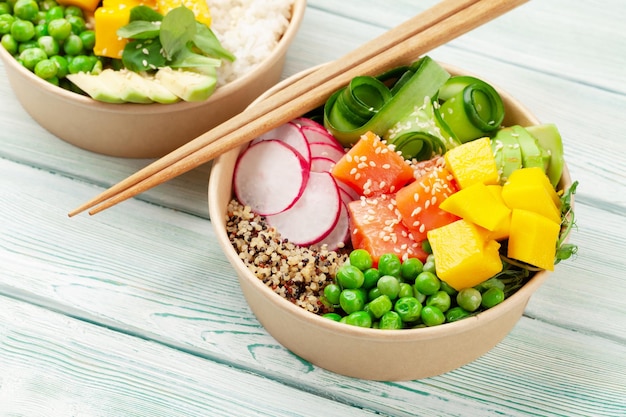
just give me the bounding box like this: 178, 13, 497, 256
0, 0, 103, 87
321, 248, 507, 329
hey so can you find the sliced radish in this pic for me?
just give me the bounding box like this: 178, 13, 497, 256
310, 156, 335, 173
336, 179, 360, 201
266, 171, 341, 246
292, 117, 326, 131
311, 200, 350, 251
309, 142, 345, 163
250, 121, 311, 164
233, 140, 309, 216
301, 125, 344, 151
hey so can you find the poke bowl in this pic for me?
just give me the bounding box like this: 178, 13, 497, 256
0, 0, 306, 158
208, 58, 577, 381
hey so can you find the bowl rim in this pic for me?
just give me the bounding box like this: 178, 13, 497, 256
0, 0, 307, 114
209, 60, 572, 342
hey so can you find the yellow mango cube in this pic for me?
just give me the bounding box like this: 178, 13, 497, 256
427, 219, 503, 290
501, 167, 561, 224
157, 0, 212, 26
486, 185, 511, 240
444, 137, 500, 189
94, 7, 132, 59
508, 209, 560, 271
439, 182, 511, 232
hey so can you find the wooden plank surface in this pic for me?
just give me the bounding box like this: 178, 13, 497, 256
1, 0, 625, 416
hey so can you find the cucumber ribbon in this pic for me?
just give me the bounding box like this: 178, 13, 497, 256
323, 56, 453, 158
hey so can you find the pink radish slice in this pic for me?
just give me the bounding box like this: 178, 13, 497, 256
233, 140, 309, 216
311, 201, 350, 251
250, 122, 311, 164
301, 125, 344, 151
292, 117, 326, 131
310, 156, 335, 173
336, 179, 360, 202
309, 142, 345, 163
266, 171, 341, 246
338, 186, 359, 208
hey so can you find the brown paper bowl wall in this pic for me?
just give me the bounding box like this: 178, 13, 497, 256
208, 62, 572, 381
0, 0, 306, 158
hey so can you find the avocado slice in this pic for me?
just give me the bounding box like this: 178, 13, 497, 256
491, 126, 523, 182
66, 72, 125, 104
155, 67, 217, 102
526, 124, 565, 187
122, 70, 180, 104
510, 125, 546, 169
97, 69, 154, 104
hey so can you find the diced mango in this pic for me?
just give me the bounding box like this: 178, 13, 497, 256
501, 167, 561, 224
94, 6, 132, 59
58, 0, 101, 13
439, 182, 511, 232
444, 137, 500, 188
485, 185, 511, 240
507, 209, 560, 271
427, 219, 503, 290
156, 0, 212, 26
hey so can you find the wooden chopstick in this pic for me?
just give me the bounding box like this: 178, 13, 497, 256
70, 0, 528, 216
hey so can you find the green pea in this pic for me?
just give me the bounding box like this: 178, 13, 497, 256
379, 311, 403, 330
339, 288, 365, 314
362, 267, 380, 289
400, 257, 423, 282
46, 75, 59, 86
421, 239, 432, 254
426, 290, 451, 313
398, 282, 413, 299
37, 35, 59, 56
10, 18, 35, 42
439, 280, 458, 297
336, 264, 364, 289
367, 286, 382, 302
0, 14, 15, 35
18, 46, 46, 69
377, 275, 400, 300
39, 0, 58, 11
35, 10, 46, 24
343, 311, 372, 328
349, 249, 373, 271
394, 296, 422, 323
422, 254, 436, 274
78, 29, 94, 50
367, 294, 392, 318
64, 5, 83, 18
421, 305, 445, 326
47, 17, 71, 41
456, 287, 482, 312
65, 14, 85, 35
13, 0, 39, 21
322, 312, 342, 322
445, 306, 470, 323
34, 22, 47, 37
0, 2, 11, 14
67, 54, 93, 73
378, 253, 402, 278
412, 287, 426, 303
1, 33, 17, 54
45, 5, 64, 22
17, 39, 37, 52
49, 54, 68, 77
414, 271, 440, 296
323, 283, 341, 306
33, 57, 56, 78
481, 287, 505, 309
63, 33, 82, 55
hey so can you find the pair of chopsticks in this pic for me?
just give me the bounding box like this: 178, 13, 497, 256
69, 0, 528, 217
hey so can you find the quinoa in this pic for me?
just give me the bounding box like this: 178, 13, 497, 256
226, 199, 349, 315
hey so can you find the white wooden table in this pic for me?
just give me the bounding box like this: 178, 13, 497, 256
1, 1, 625, 415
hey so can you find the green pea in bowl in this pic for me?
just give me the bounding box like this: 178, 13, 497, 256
0, 0, 306, 158
208, 61, 574, 381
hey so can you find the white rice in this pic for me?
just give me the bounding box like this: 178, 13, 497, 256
206, 0, 295, 86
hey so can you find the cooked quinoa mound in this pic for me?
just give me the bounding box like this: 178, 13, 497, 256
226, 199, 348, 315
